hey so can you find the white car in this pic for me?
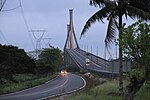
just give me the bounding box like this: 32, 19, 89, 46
85, 58, 90, 66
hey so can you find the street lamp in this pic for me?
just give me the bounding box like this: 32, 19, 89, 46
114, 39, 118, 59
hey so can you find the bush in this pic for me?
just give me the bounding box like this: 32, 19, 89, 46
12, 74, 36, 83
0, 45, 36, 80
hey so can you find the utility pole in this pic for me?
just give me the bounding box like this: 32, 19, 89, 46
104, 45, 107, 70
115, 39, 118, 59
87, 45, 88, 52
29, 30, 46, 59
91, 46, 92, 60
97, 46, 98, 64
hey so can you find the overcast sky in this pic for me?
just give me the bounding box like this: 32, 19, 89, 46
0, 0, 135, 59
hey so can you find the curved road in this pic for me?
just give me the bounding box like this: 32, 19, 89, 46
0, 73, 85, 100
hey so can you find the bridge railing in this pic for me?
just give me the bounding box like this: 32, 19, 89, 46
75, 48, 110, 71
65, 49, 88, 72
66, 49, 119, 78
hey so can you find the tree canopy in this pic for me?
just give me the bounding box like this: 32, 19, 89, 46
122, 20, 150, 100
0, 45, 36, 79
37, 48, 63, 73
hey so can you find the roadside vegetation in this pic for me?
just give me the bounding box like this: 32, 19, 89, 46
80, 0, 150, 96
65, 76, 150, 100
59, 20, 150, 100
0, 45, 63, 95
0, 73, 57, 95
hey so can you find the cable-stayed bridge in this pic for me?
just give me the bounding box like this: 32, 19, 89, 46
63, 9, 131, 78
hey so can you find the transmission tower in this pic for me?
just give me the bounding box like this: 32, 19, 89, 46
29, 30, 47, 59
42, 38, 51, 48
0, 0, 6, 11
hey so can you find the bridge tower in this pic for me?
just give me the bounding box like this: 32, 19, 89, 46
64, 9, 79, 50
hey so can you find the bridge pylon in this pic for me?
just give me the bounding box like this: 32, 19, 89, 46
64, 9, 79, 50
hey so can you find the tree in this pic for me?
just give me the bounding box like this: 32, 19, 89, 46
38, 48, 63, 73
122, 20, 150, 100
80, 0, 150, 94
0, 45, 36, 80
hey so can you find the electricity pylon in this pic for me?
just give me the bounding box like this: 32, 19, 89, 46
0, 0, 6, 11
29, 30, 46, 59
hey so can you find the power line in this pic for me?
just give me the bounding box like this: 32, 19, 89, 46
0, 0, 7, 11
42, 38, 51, 48
1, 5, 20, 12
19, 0, 35, 49
29, 30, 46, 59
1, 0, 20, 12
1, 0, 35, 50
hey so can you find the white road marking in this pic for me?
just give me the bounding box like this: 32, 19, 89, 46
38, 74, 86, 100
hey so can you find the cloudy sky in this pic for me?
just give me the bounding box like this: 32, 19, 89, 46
0, 0, 134, 59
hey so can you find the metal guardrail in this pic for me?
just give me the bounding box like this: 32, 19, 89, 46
66, 49, 88, 72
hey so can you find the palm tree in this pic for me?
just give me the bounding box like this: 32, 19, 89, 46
81, 0, 150, 94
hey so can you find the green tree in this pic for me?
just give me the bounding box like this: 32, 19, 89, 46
80, 0, 150, 94
38, 48, 63, 73
0, 45, 36, 80
122, 20, 150, 100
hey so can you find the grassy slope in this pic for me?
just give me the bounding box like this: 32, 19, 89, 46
0, 74, 57, 95
65, 78, 150, 100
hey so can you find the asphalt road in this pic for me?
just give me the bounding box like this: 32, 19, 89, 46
0, 73, 85, 100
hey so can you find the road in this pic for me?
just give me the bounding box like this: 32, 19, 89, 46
67, 49, 119, 78
0, 73, 86, 100
67, 49, 109, 72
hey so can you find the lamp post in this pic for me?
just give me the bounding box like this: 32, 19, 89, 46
115, 39, 118, 59
91, 46, 92, 60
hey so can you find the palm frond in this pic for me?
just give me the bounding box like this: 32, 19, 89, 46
81, 6, 113, 38
105, 16, 117, 47
129, 0, 150, 12
90, 0, 116, 8
90, 0, 106, 7
126, 5, 150, 21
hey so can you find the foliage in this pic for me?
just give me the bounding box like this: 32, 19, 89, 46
81, 0, 150, 46
0, 45, 36, 80
80, 0, 150, 94
37, 48, 63, 73
122, 20, 150, 99
0, 74, 57, 95
122, 20, 150, 81
66, 80, 150, 100
12, 74, 37, 83
66, 80, 128, 100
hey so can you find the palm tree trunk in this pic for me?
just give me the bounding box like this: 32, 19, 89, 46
118, 15, 123, 94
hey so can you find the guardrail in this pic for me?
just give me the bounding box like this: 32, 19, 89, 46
66, 49, 88, 72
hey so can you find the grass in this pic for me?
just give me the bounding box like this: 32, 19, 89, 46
134, 83, 150, 100
65, 75, 150, 100
0, 73, 57, 95
65, 80, 124, 100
